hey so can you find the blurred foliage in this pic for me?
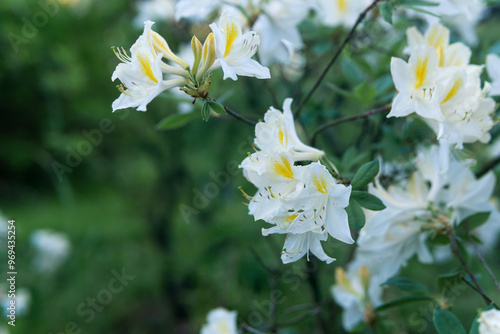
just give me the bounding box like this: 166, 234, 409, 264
0, 0, 500, 333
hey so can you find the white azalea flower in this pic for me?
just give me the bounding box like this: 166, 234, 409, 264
331, 265, 382, 331
486, 54, 500, 96
175, 0, 225, 22
255, 98, 324, 162
209, 11, 270, 80
111, 21, 188, 111
478, 308, 500, 334
316, 0, 371, 28
31, 229, 71, 273
241, 151, 306, 221
279, 230, 334, 264
200, 307, 238, 334
134, 0, 175, 27
252, 0, 311, 65
388, 46, 443, 121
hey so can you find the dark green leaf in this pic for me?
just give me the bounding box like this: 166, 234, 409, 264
433, 307, 466, 334
351, 160, 380, 190
346, 198, 365, 231
380, 3, 393, 24
399, 0, 439, 6
354, 82, 377, 105
201, 102, 211, 122
155, 112, 199, 131
351, 191, 386, 211
456, 212, 491, 237
374, 296, 434, 312
207, 101, 227, 115
437, 271, 463, 294
383, 277, 430, 294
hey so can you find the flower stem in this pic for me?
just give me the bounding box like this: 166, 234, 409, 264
468, 233, 500, 293
294, 0, 384, 118
447, 230, 493, 306
310, 105, 390, 146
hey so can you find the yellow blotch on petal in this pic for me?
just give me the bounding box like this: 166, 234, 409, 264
441, 77, 463, 104
436, 46, 445, 67
137, 54, 158, 83
312, 173, 328, 194
273, 156, 294, 179
337, 0, 347, 13
223, 22, 240, 58
414, 57, 429, 89
278, 126, 285, 147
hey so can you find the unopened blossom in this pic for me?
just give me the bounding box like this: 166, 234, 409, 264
200, 308, 238, 334
486, 54, 500, 96
331, 265, 382, 330
209, 11, 270, 80
111, 21, 188, 111
478, 308, 500, 334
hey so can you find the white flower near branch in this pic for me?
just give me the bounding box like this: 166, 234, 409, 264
111, 21, 188, 111
200, 307, 238, 334
254, 98, 324, 162
486, 54, 500, 96
316, 0, 371, 28
389, 23, 495, 148
209, 11, 270, 80
331, 265, 382, 331
478, 308, 500, 334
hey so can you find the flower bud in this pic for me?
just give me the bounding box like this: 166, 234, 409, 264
152, 31, 190, 69
191, 35, 203, 75
197, 33, 216, 81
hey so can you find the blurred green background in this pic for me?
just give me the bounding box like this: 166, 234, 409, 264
1, 1, 500, 333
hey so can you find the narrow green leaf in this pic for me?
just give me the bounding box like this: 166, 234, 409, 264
351, 191, 386, 211
354, 82, 377, 105
383, 277, 430, 294
374, 296, 434, 312
400, 0, 439, 6
207, 101, 227, 115
155, 112, 199, 131
346, 198, 365, 231
351, 160, 380, 190
433, 307, 466, 334
437, 271, 463, 294
380, 3, 393, 24
201, 102, 211, 122
456, 212, 491, 237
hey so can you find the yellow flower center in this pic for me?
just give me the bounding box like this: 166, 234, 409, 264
312, 173, 328, 194
337, 0, 347, 13
273, 156, 294, 179
137, 54, 158, 83
223, 22, 240, 58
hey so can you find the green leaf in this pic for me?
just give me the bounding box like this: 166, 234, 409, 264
155, 112, 199, 131
351, 191, 386, 211
380, 3, 393, 24
207, 101, 227, 115
383, 277, 430, 294
346, 198, 365, 231
399, 0, 439, 6
351, 160, 380, 190
437, 272, 463, 294
433, 307, 466, 334
374, 296, 434, 312
354, 82, 377, 105
201, 102, 211, 122
469, 304, 495, 334
456, 212, 491, 237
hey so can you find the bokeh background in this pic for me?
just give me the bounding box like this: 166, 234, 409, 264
1, 1, 500, 333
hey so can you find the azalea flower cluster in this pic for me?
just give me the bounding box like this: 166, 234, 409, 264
388, 23, 496, 149
239, 99, 355, 264
111, 12, 270, 112
135, 0, 373, 66
332, 145, 500, 330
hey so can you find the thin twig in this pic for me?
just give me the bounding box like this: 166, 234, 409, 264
476, 155, 500, 178
447, 230, 492, 305
310, 105, 390, 146
459, 274, 495, 307
468, 234, 500, 293
207, 97, 257, 126
294, 0, 384, 118
278, 307, 322, 327
240, 324, 267, 334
